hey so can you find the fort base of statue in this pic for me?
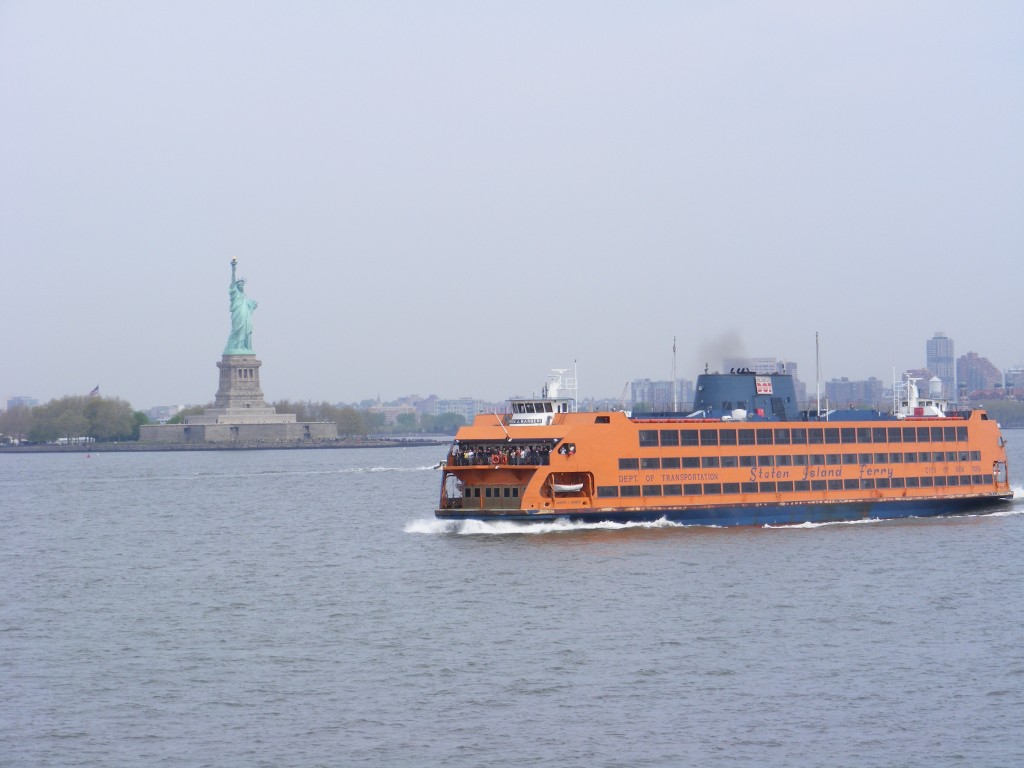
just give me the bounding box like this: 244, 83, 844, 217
140, 355, 337, 444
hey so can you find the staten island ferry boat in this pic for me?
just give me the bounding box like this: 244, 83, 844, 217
436, 368, 1012, 526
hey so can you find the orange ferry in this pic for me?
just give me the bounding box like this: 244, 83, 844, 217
436, 368, 1012, 526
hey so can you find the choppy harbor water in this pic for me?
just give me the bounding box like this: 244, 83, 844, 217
3, 436, 1024, 767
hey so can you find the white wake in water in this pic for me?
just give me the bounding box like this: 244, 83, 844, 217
987, 483, 1024, 516
404, 517, 700, 535
762, 518, 886, 530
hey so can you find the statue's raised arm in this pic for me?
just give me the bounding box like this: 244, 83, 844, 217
224, 258, 258, 355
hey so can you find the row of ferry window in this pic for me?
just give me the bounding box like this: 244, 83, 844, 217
597, 474, 991, 498
464, 487, 521, 498
638, 425, 969, 448
620, 451, 981, 470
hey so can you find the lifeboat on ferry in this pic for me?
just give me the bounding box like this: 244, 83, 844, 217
552, 482, 585, 493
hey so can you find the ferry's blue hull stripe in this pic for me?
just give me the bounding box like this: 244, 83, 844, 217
437, 496, 1011, 526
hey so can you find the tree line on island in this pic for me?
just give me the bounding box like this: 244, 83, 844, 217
0, 396, 467, 445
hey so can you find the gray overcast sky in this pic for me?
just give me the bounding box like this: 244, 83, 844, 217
2, 1, 1022, 408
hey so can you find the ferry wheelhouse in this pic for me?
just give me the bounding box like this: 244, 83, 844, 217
436, 369, 1012, 526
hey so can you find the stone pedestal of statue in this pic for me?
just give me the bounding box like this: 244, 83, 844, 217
184, 355, 297, 426
215, 355, 268, 409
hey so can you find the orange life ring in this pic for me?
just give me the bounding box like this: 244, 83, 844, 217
491, 454, 501, 465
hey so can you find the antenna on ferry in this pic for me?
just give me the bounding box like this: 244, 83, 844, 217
672, 336, 678, 412
815, 332, 822, 419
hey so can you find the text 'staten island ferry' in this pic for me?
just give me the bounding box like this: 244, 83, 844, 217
436, 368, 1012, 526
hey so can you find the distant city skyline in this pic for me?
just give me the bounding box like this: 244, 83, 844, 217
3, 330, 1019, 414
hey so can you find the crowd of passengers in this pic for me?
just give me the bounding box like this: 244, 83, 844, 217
449, 443, 551, 466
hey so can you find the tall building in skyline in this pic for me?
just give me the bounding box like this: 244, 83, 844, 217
630, 379, 675, 410
926, 332, 955, 398
824, 377, 886, 409
628, 378, 694, 410
957, 352, 1002, 395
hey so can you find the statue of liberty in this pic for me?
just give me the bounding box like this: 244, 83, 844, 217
224, 258, 258, 354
